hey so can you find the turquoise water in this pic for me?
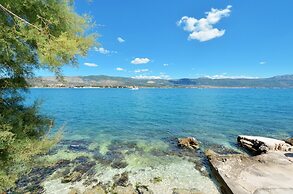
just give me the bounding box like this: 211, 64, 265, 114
28, 88, 293, 145
25, 88, 293, 193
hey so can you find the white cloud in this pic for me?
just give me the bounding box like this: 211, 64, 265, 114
204, 74, 258, 79
94, 47, 116, 55
117, 37, 125, 43
116, 67, 124, 71
132, 74, 170, 80
163, 63, 169, 67
132, 75, 162, 79
177, 5, 232, 42
131, 58, 151, 65
259, 61, 267, 65
84, 63, 98, 67
134, 69, 149, 73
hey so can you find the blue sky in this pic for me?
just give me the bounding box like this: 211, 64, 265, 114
38, 0, 293, 79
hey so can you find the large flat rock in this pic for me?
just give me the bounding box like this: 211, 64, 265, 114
207, 151, 293, 194
237, 135, 293, 154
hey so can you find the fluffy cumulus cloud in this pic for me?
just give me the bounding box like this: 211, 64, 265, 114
116, 67, 124, 71
117, 37, 125, 43
131, 58, 151, 65
134, 69, 149, 73
94, 47, 116, 55
84, 63, 98, 67
177, 5, 232, 42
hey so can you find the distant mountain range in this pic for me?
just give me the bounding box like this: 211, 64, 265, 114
28, 75, 293, 88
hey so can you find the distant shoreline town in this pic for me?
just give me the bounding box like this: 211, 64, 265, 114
28, 74, 293, 88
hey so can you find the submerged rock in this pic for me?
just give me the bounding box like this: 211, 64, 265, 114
178, 137, 199, 150
15, 166, 56, 192
68, 144, 88, 152
113, 172, 129, 187
237, 135, 293, 154
204, 143, 241, 155
72, 156, 90, 164
108, 140, 138, 151
55, 159, 71, 168
73, 161, 96, 174
93, 150, 125, 166
111, 160, 128, 169
62, 171, 83, 183
61, 139, 91, 146
93, 151, 112, 165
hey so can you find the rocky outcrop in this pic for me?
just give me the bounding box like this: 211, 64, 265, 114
237, 135, 293, 154
178, 137, 199, 150
207, 136, 293, 194
285, 138, 293, 146
207, 151, 293, 194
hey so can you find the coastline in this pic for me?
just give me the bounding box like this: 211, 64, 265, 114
29, 86, 293, 89
13, 135, 293, 194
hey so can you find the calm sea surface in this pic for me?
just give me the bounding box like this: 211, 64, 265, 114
25, 88, 293, 193
27, 88, 293, 145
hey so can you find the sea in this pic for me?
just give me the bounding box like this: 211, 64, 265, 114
25, 88, 293, 193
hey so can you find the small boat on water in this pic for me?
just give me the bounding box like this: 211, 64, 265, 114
130, 87, 139, 90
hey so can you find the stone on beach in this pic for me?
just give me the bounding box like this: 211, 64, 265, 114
178, 137, 199, 150
237, 135, 293, 154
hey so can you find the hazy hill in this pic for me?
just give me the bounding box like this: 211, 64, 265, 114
28, 75, 293, 88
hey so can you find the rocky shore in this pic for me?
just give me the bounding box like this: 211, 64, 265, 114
10, 135, 293, 194
206, 135, 293, 194
12, 137, 221, 194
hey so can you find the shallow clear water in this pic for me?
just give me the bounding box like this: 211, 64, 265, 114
25, 88, 293, 193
